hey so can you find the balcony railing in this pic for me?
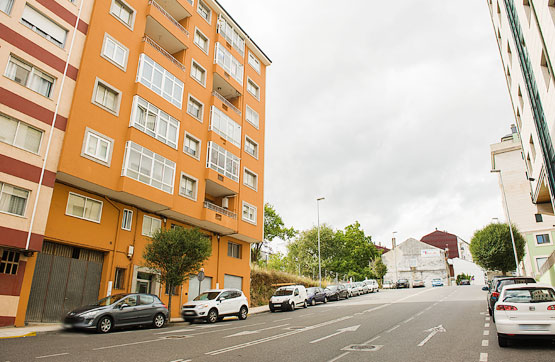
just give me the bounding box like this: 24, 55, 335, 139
212, 91, 241, 116
142, 35, 186, 72
149, 0, 189, 38
204, 201, 237, 219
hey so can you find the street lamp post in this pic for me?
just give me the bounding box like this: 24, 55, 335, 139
317, 197, 325, 288
491, 169, 521, 276
392, 231, 398, 282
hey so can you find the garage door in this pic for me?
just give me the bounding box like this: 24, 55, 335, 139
187, 276, 212, 301
224, 274, 243, 290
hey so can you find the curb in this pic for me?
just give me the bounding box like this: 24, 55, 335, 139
0, 332, 37, 339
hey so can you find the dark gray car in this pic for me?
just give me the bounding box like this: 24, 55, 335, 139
63, 293, 168, 333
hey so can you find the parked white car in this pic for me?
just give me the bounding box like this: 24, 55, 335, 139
364, 279, 379, 293
494, 283, 555, 347
181, 289, 249, 323
269, 285, 308, 312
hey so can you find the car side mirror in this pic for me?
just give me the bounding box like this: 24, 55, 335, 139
482, 286, 489, 291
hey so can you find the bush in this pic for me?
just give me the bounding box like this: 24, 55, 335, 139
456, 273, 473, 285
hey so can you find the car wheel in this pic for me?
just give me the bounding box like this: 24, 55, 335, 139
207, 308, 218, 323
303, 300, 308, 308
269, 305, 275, 313
153, 313, 165, 328
498, 335, 508, 348
97, 316, 113, 333
238, 306, 248, 320
311, 298, 316, 306
324, 296, 328, 304
289, 302, 295, 311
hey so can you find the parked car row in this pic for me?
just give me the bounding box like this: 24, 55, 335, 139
381, 278, 444, 288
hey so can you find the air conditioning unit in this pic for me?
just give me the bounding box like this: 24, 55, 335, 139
222, 197, 229, 209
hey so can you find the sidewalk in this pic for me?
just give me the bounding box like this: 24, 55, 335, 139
0, 304, 269, 339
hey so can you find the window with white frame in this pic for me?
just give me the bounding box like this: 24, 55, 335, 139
179, 173, 197, 200
121, 209, 133, 230
227, 242, 241, 258
122, 141, 176, 193
536, 256, 548, 272
187, 95, 203, 121
206, 141, 239, 182
5, 55, 55, 98
194, 28, 209, 54
142, 215, 161, 237
536, 233, 551, 245
190, 60, 206, 86
244, 136, 258, 158
214, 42, 243, 85
110, 0, 135, 29
101, 33, 128, 70
66, 192, 102, 223
0, 0, 14, 14
217, 15, 245, 56
21, 5, 68, 47
183, 132, 200, 159
0, 248, 20, 275
248, 52, 260, 73
82, 128, 113, 166
130, 96, 179, 148
242, 201, 256, 224
93, 79, 120, 114
243, 168, 257, 190
137, 54, 184, 109
0, 113, 43, 154
245, 105, 259, 128
0, 182, 29, 217
197, 0, 211, 23
247, 78, 260, 100
210, 106, 241, 147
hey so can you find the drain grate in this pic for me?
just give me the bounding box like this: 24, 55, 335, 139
342, 344, 383, 352
164, 335, 190, 339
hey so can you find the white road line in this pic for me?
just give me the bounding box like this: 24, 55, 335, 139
484, 323, 490, 328
485, 317, 490, 321
483, 330, 489, 336
274, 317, 292, 322
363, 335, 381, 344
189, 322, 265, 336
169, 359, 191, 362
196, 324, 220, 329
482, 339, 489, 347
299, 313, 315, 318
386, 324, 400, 333
156, 328, 195, 335
36, 353, 70, 359
480, 352, 488, 362
224, 324, 289, 338
93, 338, 166, 350
416, 311, 425, 317
403, 316, 414, 324
327, 351, 350, 362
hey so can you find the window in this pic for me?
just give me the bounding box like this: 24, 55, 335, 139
0, 0, 13, 14
244, 136, 258, 158
66, 192, 102, 223
536, 234, 551, 245
217, 15, 245, 56
214, 43, 244, 85
0, 182, 29, 217
140, 294, 155, 304
197, 0, 211, 23
0, 249, 20, 275
101, 34, 129, 70
187, 95, 204, 121
5, 55, 55, 98
122, 209, 133, 230
194, 28, 209, 54
210, 106, 241, 147
536, 257, 548, 272
93, 79, 120, 114
242, 201, 256, 224
247, 78, 260, 100
227, 242, 241, 259
248, 52, 260, 73
0, 113, 43, 153
179, 173, 197, 200
206, 141, 240, 182
82, 128, 113, 166
540, 49, 552, 90
137, 54, 184, 108
21, 5, 68, 47
526, 153, 533, 175
529, 135, 536, 161
114, 268, 125, 289
122, 141, 176, 193
245, 105, 259, 129
110, 0, 135, 29
190, 60, 206, 86
243, 168, 257, 190
183, 132, 200, 159
535, 213, 543, 223
142, 215, 161, 237
130, 96, 179, 148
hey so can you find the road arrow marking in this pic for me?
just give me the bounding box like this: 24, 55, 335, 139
417, 325, 446, 347
310, 325, 360, 344
224, 324, 289, 338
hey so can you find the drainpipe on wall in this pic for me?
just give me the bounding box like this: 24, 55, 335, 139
104, 196, 121, 295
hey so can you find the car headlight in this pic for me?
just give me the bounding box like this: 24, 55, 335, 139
79, 311, 98, 318
198, 304, 210, 309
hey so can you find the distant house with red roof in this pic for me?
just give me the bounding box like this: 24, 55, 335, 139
420, 229, 472, 261
374, 243, 390, 254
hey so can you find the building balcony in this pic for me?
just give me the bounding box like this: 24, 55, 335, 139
212, 90, 241, 117
201, 199, 237, 234
145, 0, 190, 54
531, 167, 554, 215
203, 201, 236, 219
142, 35, 186, 72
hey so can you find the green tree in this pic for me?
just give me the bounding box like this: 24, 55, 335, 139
370, 256, 388, 282
252, 203, 297, 262
470, 223, 525, 275
143, 227, 212, 320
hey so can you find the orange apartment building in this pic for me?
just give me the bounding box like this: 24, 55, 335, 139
12, 0, 270, 325
0, 0, 93, 326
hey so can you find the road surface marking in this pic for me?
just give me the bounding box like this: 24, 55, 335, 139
189, 322, 265, 337
328, 352, 350, 362
196, 325, 220, 329
169, 359, 191, 362
417, 325, 446, 347
482, 339, 489, 347
386, 324, 400, 333
484, 323, 490, 328
310, 325, 360, 344
224, 324, 289, 338
299, 313, 315, 318
93, 338, 166, 350
363, 335, 381, 344
480, 352, 488, 361
156, 328, 195, 335
416, 311, 425, 316
483, 330, 489, 336
36, 353, 70, 359
274, 317, 292, 322
485, 317, 490, 321
403, 316, 414, 324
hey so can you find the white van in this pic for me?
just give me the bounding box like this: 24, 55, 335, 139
269, 285, 308, 312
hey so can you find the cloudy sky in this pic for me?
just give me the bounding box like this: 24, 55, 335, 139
219, 0, 514, 250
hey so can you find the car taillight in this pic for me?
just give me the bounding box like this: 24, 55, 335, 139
548, 305, 555, 311
496, 305, 518, 311
492, 292, 500, 298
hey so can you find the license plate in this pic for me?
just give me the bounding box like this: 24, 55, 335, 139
184, 311, 195, 315
519, 324, 549, 331
63, 323, 72, 329
273, 304, 281, 307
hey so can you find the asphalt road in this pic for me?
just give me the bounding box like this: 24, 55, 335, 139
2, 286, 554, 362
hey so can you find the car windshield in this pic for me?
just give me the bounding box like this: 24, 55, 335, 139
194, 292, 220, 301
502, 288, 555, 303
96, 294, 127, 306
433, 279, 441, 281
399, 279, 408, 282
274, 289, 293, 296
